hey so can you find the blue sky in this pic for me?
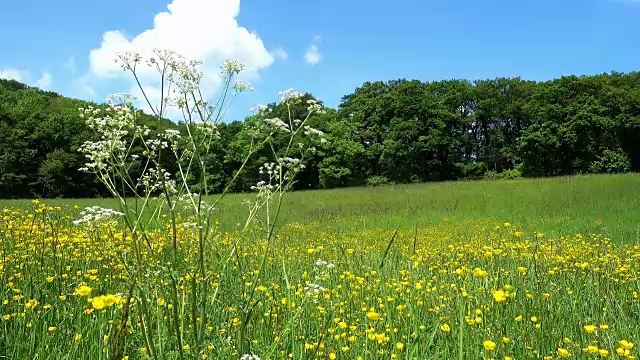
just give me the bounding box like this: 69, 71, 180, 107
1, 0, 640, 122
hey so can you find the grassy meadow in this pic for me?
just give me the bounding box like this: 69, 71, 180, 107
1, 174, 640, 359
3, 173, 640, 239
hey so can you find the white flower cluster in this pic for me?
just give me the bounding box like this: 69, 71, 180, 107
176, 192, 199, 202
262, 90, 327, 144
250, 180, 276, 194
222, 59, 246, 75
278, 156, 303, 168
115, 49, 247, 123
106, 93, 138, 107
196, 122, 221, 138
252, 160, 295, 194
240, 355, 261, 360
248, 90, 330, 202
304, 125, 327, 145
303, 283, 326, 293
174, 192, 215, 213
118, 49, 205, 96
303, 126, 325, 138
78, 103, 151, 173
278, 157, 305, 181
252, 104, 272, 115
72, 206, 125, 225
264, 117, 291, 133
306, 99, 325, 114
162, 129, 181, 141
161, 129, 182, 151
314, 259, 336, 269
143, 138, 171, 157
253, 180, 275, 190
82, 105, 135, 136
279, 88, 305, 104
169, 57, 204, 94
139, 168, 177, 195
232, 80, 253, 92
249, 162, 284, 202
258, 162, 277, 177
180, 222, 202, 229
251, 156, 308, 197
77, 140, 112, 173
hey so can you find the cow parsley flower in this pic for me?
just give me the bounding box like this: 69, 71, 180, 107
240, 355, 261, 360
303, 283, 326, 293
315, 260, 336, 268
222, 59, 246, 75
72, 206, 125, 225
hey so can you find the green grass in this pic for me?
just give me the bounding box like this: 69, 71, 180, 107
4, 173, 640, 242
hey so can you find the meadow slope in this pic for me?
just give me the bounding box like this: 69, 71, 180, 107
3, 173, 639, 241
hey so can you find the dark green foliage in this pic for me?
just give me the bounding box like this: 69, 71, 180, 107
456, 162, 487, 180
1, 70, 640, 198
0, 79, 174, 198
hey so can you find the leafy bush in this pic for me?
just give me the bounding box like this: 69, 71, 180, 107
456, 162, 487, 180
589, 150, 631, 174
319, 166, 352, 189
366, 175, 390, 187
497, 167, 523, 180
485, 164, 523, 180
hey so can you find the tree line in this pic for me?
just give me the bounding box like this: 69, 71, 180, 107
1, 71, 639, 198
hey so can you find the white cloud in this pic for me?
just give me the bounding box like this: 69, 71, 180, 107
305, 45, 320, 65
273, 47, 288, 60
36, 72, 53, 90
0, 68, 25, 82
304, 36, 321, 66
86, 0, 275, 116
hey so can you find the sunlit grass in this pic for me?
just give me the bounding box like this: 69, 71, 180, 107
3, 173, 640, 240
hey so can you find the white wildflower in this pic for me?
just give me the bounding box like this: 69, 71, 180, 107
233, 80, 253, 92
139, 167, 177, 195
264, 117, 290, 133
307, 102, 324, 114
72, 206, 125, 225
106, 93, 137, 106
303, 283, 326, 293
279, 88, 304, 104
196, 123, 220, 138
315, 259, 336, 269
222, 59, 246, 75
315, 260, 328, 267
240, 355, 261, 360
163, 129, 181, 140
255, 104, 271, 115
303, 126, 325, 137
